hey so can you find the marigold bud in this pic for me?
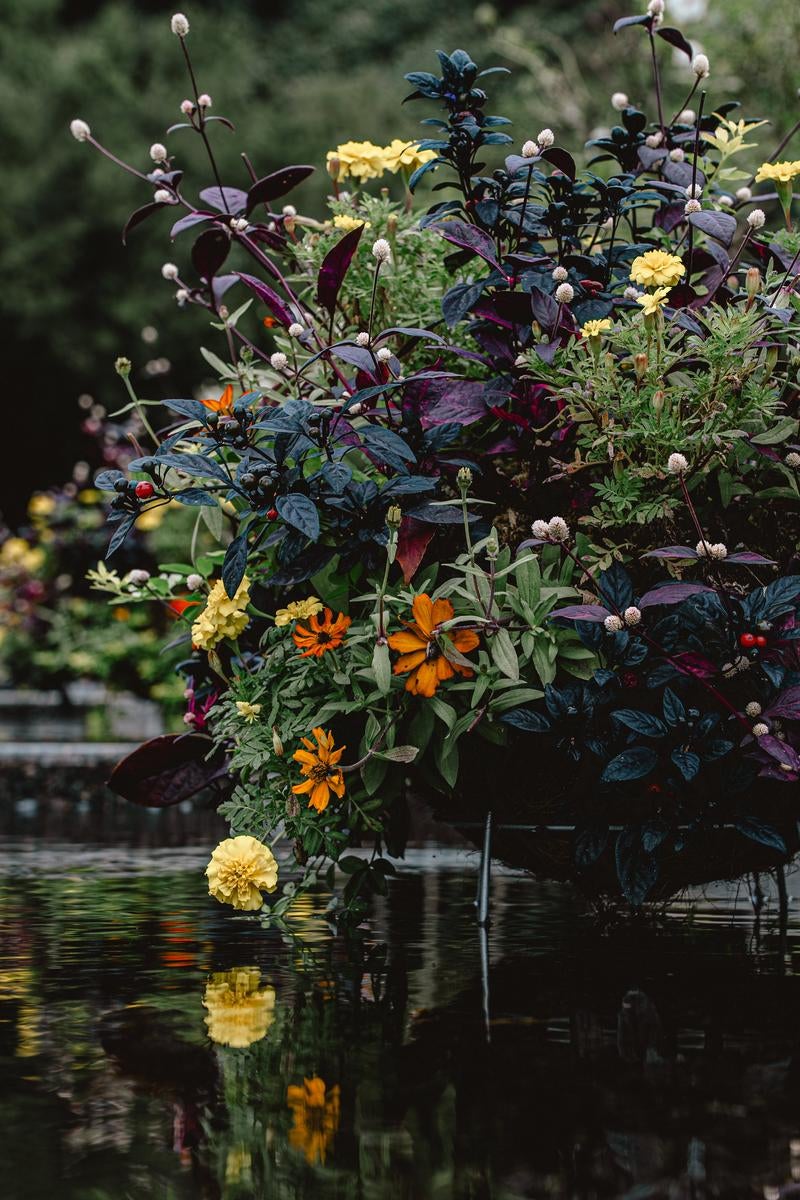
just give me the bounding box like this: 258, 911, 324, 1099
70, 118, 91, 142
272, 726, 284, 757
634, 352, 648, 380
386, 504, 403, 529
457, 466, 473, 493
746, 266, 761, 300
327, 155, 341, 181
652, 389, 665, 415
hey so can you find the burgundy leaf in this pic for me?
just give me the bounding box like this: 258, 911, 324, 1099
317, 224, 365, 313
416, 379, 488, 430
170, 211, 214, 239
435, 219, 503, 273
122, 202, 164, 245
396, 516, 435, 583
191, 227, 230, 281
246, 165, 315, 213
725, 551, 777, 565
656, 26, 694, 58
198, 186, 248, 214
688, 209, 737, 247
757, 734, 800, 770
107, 734, 227, 807
766, 687, 800, 720
638, 582, 715, 607
235, 272, 295, 327
643, 546, 700, 559
540, 146, 576, 179
550, 604, 612, 622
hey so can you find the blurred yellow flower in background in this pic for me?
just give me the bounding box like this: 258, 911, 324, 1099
203, 967, 276, 1047
0, 538, 44, 574
382, 138, 436, 174
326, 140, 386, 182
191, 576, 251, 650
27, 493, 56, 520
755, 159, 800, 185
205, 834, 278, 910
286, 1076, 341, 1164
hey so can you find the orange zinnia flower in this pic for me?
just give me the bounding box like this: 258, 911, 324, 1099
292, 608, 351, 657
292, 727, 346, 812
387, 593, 480, 697
200, 383, 235, 415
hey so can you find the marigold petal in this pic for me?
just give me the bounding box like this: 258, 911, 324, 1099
309, 782, 331, 812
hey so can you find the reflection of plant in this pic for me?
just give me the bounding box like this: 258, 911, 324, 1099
286, 1076, 341, 1165
203, 967, 276, 1048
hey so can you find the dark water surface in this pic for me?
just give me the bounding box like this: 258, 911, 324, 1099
3, 789, 800, 1198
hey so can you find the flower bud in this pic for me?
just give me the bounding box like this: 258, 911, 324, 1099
170, 12, 190, 36
785, 451, 800, 469
270, 352, 288, 370
521, 140, 538, 158
745, 701, 762, 717
197, 93, 212, 109
652, 389, 665, 415
555, 282, 574, 304
376, 346, 392, 362
747, 209, 766, 229
684, 199, 702, 214
634, 352, 648, 380
736, 186, 752, 202
667, 452, 688, 475
187, 573, 204, 590
678, 109, 696, 124
175, 288, 189, 304
180, 99, 194, 115
604, 614, 624, 633
115, 356, 132, 378
547, 516, 569, 542
386, 504, 403, 529
327, 155, 341, 181
161, 262, 179, 281
231, 217, 248, 233
746, 266, 761, 301
486, 535, 499, 558
154, 189, 174, 204
150, 142, 168, 163
537, 128, 555, 148
272, 726, 284, 757
457, 466, 473, 493
356, 331, 370, 347
623, 606, 642, 627
372, 238, 392, 264
552, 265, 568, 282
531, 520, 549, 540
752, 722, 769, 738
288, 322, 304, 338
128, 569, 150, 586
692, 54, 710, 78
611, 92, 628, 111
70, 118, 91, 142
645, 132, 663, 149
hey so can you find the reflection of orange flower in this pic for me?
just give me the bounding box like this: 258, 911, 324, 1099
292, 608, 351, 657
200, 383, 235, 415
388, 594, 479, 697
292, 728, 346, 813
286, 1076, 341, 1165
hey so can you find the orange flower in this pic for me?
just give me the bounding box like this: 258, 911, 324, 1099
388, 594, 479, 697
262, 316, 278, 328
200, 383, 235, 415
168, 597, 199, 617
292, 727, 346, 813
292, 608, 351, 657
286, 1076, 341, 1165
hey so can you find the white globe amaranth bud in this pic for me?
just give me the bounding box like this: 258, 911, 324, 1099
752, 723, 770, 738
552, 265, 568, 282
785, 451, 800, 468
537, 128, 555, 148
747, 209, 766, 229
717, 194, 733, 207
175, 288, 189, 304
269, 351, 288, 370
183, 712, 196, 726
645, 132, 663, 149
186, 573, 204, 591
521, 140, 538, 158
692, 53, 710, 78
736, 186, 752, 202
624, 286, 642, 301
288, 322, 304, 338
708, 542, 728, 560
695, 540, 708, 556
611, 92, 629, 112
376, 347, 392, 362
197, 93, 212, 109
372, 238, 391, 263
150, 142, 168, 163
669, 147, 685, 163
667, 452, 688, 475
604, 614, 624, 633
555, 282, 574, 304
161, 262, 179, 281
282, 204, 297, 217
355, 331, 370, 347
745, 701, 762, 718
647, 0, 665, 15
686, 183, 702, 199
231, 217, 249, 233
678, 109, 696, 124
547, 516, 569, 542
684, 199, 702, 214
170, 12, 190, 36
531, 519, 550, 540
154, 189, 175, 204
128, 569, 151, 586
70, 118, 91, 142
623, 606, 642, 627
180, 99, 194, 115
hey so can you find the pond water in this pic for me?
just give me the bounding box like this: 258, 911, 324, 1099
3, 782, 800, 1198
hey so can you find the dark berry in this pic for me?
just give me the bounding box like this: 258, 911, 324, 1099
240, 473, 256, 489
206, 412, 219, 427
114, 479, 128, 493
739, 632, 756, 648
135, 481, 155, 500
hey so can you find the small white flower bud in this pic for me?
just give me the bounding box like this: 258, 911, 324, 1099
708, 543, 728, 559
552, 265, 568, 282
376, 347, 392, 362
547, 516, 569, 542
531, 520, 550, 539
270, 352, 288, 370
128, 569, 150, 586
785, 451, 800, 468
647, 0, 665, 16
678, 109, 696, 124
717, 194, 733, 206
645, 132, 663, 149
745, 701, 762, 718
669, 147, 685, 162
355, 331, 370, 347
151, 167, 164, 178
154, 189, 174, 204
684, 199, 702, 214
348, 402, 364, 416
180, 99, 194, 115
288, 322, 304, 338
70, 118, 91, 142
604, 614, 624, 633
686, 183, 702, 199
624, 286, 641, 301
667, 452, 688, 475
537, 128, 555, 148
150, 142, 168, 163
372, 238, 391, 263
187, 573, 204, 590
161, 262, 179, 280
521, 140, 538, 158
692, 54, 710, 78
197, 93, 212, 109
170, 12, 190, 36
555, 282, 574, 304
231, 217, 249, 233
695, 540, 708, 556
735, 186, 752, 202
747, 209, 766, 229
611, 92, 629, 111
175, 288, 189, 304
752, 723, 770, 738
623, 606, 642, 627
282, 204, 297, 217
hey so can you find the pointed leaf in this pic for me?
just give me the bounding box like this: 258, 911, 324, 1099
317, 224, 365, 313
246, 166, 315, 212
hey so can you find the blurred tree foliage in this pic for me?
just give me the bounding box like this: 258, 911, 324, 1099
1, 0, 797, 519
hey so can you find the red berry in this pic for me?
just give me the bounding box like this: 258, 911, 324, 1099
755, 635, 767, 648
135, 481, 155, 500
267, 507, 278, 520
739, 632, 756, 648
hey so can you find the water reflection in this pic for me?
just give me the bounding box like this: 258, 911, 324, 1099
3, 800, 800, 1197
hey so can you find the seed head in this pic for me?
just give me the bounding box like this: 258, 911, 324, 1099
161, 262, 179, 280
555, 282, 574, 304
745, 701, 762, 717
684, 199, 702, 214
547, 516, 569, 542
270, 352, 288, 370
692, 53, 710, 78
70, 118, 91, 142
170, 12, 190, 36
180, 99, 194, 115
377, 347, 392, 362
175, 288, 189, 304
282, 205, 297, 217
154, 189, 174, 204
288, 322, 304, 338
785, 451, 800, 468
537, 128, 555, 148
611, 92, 629, 111
604, 614, 624, 633
623, 606, 642, 627
747, 209, 766, 229
150, 143, 168, 163
531, 520, 550, 540
552, 265, 568, 282
752, 722, 769, 738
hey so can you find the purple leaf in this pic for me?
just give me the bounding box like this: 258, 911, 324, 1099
656, 26, 693, 58
643, 546, 700, 559
435, 219, 504, 273
198, 186, 248, 215
663, 160, 706, 190
673, 652, 717, 678
540, 146, 576, 179
122, 202, 164, 245
613, 13, 652, 30
725, 551, 777, 565
317, 224, 365, 313
211, 273, 239, 303
170, 211, 214, 239
396, 517, 435, 583
235, 272, 295, 327
550, 604, 611, 622
757, 734, 800, 770
415, 379, 488, 430
688, 209, 737, 247
766, 687, 800, 720
638, 582, 715, 607
246, 165, 315, 213
191, 227, 230, 281
107, 734, 227, 807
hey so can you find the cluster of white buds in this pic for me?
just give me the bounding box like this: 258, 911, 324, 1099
180, 99, 194, 115
288, 322, 304, 338
170, 12, 190, 36
752, 722, 770, 738
376, 347, 392, 362
624, 286, 642, 301
521, 140, 538, 158
175, 288, 189, 305
611, 92, 629, 112
282, 204, 297, 217
785, 451, 800, 469
736, 186, 752, 202
186, 573, 204, 591
645, 132, 663, 149
161, 262, 179, 281
624, 606, 642, 627
747, 209, 766, 229
70, 118, 91, 142
604, 614, 624, 633
532, 515, 570, 542
678, 109, 696, 124
684, 199, 702, 215
695, 540, 728, 559
372, 238, 391, 263
197, 93, 212, 109
555, 282, 574, 304
537, 128, 555, 148
669, 147, 685, 163
552, 265, 568, 282
686, 182, 703, 199
128, 569, 151, 586
745, 701, 762, 718
667, 452, 688, 475
270, 352, 288, 370
230, 217, 249, 233
647, 0, 664, 21
150, 143, 168, 163
692, 53, 710, 78
154, 189, 175, 204
355, 331, 370, 347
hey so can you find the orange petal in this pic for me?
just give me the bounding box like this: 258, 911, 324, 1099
292, 778, 315, 795
388, 630, 427, 654
430, 597, 455, 628
392, 650, 427, 674
411, 594, 435, 637
409, 660, 439, 696
452, 629, 480, 653
435, 655, 455, 681
309, 782, 330, 812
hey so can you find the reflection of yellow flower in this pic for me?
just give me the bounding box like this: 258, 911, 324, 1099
0, 537, 44, 574
275, 596, 324, 627
235, 700, 261, 724
754, 160, 800, 185
580, 318, 613, 338
636, 286, 671, 316
203, 967, 276, 1047
629, 250, 685, 288
326, 141, 386, 182
382, 139, 437, 174
332, 214, 370, 231
287, 1076, 341, 1165
191, 576, 251, 650
205, 835, 278, 911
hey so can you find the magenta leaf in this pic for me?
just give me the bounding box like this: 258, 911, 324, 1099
725, 551, 777, 565
235, 272, 295, 327
638, 582, 715, 607
107, 734, 227, 807
246, 165, 315, 213
316, 223, 365, 313
766, 687, 800, 720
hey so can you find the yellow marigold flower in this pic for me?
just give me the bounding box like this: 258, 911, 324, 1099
275, 596, 324, 626
326, 140, 386, 183
754, 159, 800, 185
332, 214, 370, 231
205, 835, 278, 911
381, 138, 437, 174
636, 286, 671, 316
202, 967, 276, 1047
27, 493, 56, 519
287, 1076, 341, 1165
235, 701, 262, 724
0, 538, 44, 574
629, 250, 686, 289
191, 576, 251, 650
580, 318, 613, 339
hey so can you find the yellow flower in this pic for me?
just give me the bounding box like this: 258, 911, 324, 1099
0, 537, 44, 574
580, 318, 613, 339
292, 728, 346, 813
202, 967, 276, 1047
205, 835, 278, 911
326, 140, 386, 183
275, 595, 325, 627
754, 160, 800, 185
381, 138, 437, 174
27, 493, 56, 519
286, 1076, 341, 1165
636, 286, 672, 316
332, 214, 371, 231
191, 576, 251, 650
77, 488, 103, 506
629, 250, 686, 289
235, 700, 262, 724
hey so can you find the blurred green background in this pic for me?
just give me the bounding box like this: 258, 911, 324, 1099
2, 0, 798, 521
